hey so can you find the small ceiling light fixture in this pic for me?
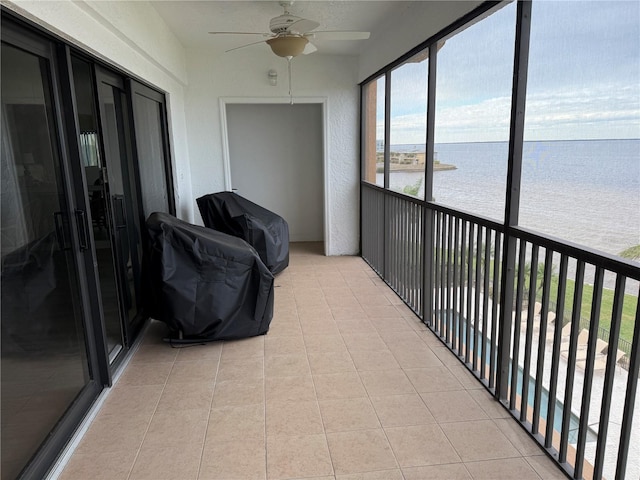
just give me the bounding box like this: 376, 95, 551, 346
268, 69, 278, 86
266, 35, 308, 58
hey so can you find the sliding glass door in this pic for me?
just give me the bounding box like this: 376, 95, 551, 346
70, 58, 145, 364
1, 29, 97, 480
130, 81, 175, 218
71, 57, 128, 362
94, 67, 145, 347
1, 11, 176, 479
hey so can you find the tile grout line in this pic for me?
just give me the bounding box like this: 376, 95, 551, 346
324, 259, 361, 477
350, 259, 509, 478
195, 340, 223, 480
47, 321, 150, 480
125, 335, 178, 480
58, 250, 552, 480
292, 260, 335, 479
350, 269, 410, 478
262, 324, 268, 480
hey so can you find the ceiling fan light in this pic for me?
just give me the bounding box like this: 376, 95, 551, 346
266, 36, 308, 57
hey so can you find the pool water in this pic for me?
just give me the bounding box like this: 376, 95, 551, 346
438, 310, 597, 443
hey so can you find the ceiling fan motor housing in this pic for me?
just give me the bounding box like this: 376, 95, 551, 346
270, 14, 303, 34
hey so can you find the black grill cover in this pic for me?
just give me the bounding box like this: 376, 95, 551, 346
196, 192, 289, 274
142, 212, 274, 341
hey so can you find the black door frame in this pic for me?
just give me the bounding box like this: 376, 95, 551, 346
93, 65, 146, 352
129, 79, 177, 219
1, 17, 104, 480
2, 7, 177, 478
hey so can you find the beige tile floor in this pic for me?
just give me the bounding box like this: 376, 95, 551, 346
59, 242, 566, 480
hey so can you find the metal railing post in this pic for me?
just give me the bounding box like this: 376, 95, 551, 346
422, 43, 438, 326
496, 0, 532, 401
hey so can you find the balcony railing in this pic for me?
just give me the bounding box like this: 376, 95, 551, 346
361, 181, 640, 480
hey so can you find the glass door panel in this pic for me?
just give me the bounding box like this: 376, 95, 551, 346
130, 82, 174, 217
95, 70, 143, 342
1, 42, 91, 480
70, 56, 124, 362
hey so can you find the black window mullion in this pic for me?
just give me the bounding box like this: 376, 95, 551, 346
383, 72, 391, 190
129, 80, 176, 216
496, 0, 532, 401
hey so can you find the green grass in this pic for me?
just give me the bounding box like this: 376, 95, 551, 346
619, 244, 640, 260
494, 258, 637, 345
428, 246, 637, 345
466, 254, 637, 345
545, 275, 637, 344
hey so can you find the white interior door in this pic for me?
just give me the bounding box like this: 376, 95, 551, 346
226, 103, 324, 242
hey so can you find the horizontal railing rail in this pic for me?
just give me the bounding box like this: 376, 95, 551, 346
512, 226, 640, 281
360, 180, 640, 480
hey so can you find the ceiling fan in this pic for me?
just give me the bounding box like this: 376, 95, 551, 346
209, 1, 371, 58
209, 1, 370, 102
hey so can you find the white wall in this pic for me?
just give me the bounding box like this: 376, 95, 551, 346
4, 0, 361, 255
185, 48, 360, 255
358, 0, 483, 82
226, 103, 324, 243
2, 0, 195, 220
3, 0, 480, 256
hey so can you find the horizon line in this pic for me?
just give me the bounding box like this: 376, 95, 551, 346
384, 138, 640, 146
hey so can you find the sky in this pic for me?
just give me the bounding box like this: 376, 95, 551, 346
377, 0, 640, 145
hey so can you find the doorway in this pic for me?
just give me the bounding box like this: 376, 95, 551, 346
223, 101, 327, 247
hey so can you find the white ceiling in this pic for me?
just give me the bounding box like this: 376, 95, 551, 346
151, 1, 416, 56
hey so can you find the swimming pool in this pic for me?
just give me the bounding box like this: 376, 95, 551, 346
438, 310, 597, 443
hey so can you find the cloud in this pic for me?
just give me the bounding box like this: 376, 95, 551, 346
524, 85, 640, 140
380, 82, 640, 144
388, 113, 427, 145
434, 96, 512, 143
372, 0, 640, 144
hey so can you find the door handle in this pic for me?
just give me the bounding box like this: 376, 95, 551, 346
75, 209, 90, 251
113, 195, 127, 229
53, 211, 70, 251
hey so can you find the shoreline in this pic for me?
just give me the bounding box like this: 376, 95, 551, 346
376, 163, 457, 173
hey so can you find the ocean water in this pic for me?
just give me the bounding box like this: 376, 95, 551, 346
380, 139, 640, 480
379, 139, 640, 258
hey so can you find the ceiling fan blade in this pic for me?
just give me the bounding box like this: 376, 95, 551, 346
302, 42, 317, 55
308, 31, 370, 41
225, 39, 267, 53
209, 31, 270, 36
285, 18, 320, 34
